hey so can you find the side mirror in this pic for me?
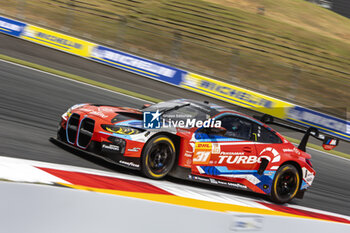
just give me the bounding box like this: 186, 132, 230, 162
204, 126, 227, 136
253, 114, 274, 124
142, 103, 152, 109
322, 136, 339, 150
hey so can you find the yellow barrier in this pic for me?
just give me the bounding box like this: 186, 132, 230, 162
181, 73, 293, 118
21, 25, 95, 57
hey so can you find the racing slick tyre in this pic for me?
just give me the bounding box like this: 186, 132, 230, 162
271, 164, 300, 203
141, 135, 176, 180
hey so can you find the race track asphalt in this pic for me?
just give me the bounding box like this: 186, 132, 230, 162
0, 58, 349, 216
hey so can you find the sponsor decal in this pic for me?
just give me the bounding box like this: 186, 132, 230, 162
102, 144, 120, 151
212, 143, 220, 154
192, 175, 210, 182
73, 108, 108, 118
217, 180, 228, 185
21, 25, 94, 56
0, 16, 26, 37
189, 175, 248, 189
227, 181, 248, 189
87, 111, 108, 118
220, 151, 245, 156
98, 107, 115, 113
302, 167, 315, 186
329, 139, 337, 145
193, 151, 211, 164
264, 171, 274, 176
195, 143, 212, 150
282, 148, 301, 155
193, 143, 212, 164
218, 155, 269, 164
259, 147, 280, 163
119, 160, 140, 168
209, 178, 218, 184
127, 147, 141, 152
223, 174, 261, 185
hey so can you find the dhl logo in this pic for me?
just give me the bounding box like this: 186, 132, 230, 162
195, 143, 212, 150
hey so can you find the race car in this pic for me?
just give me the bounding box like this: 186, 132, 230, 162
52, 99, 339, 203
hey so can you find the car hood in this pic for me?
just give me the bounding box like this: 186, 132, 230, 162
72, 104, 144, 128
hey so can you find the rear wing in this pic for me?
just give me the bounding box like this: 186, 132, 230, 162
255, 114, 339, 152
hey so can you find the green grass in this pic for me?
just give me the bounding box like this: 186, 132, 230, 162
1, 0, 350, 116
1, 53, 349, 160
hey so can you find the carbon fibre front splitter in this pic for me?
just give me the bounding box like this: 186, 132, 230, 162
49, 137, 140, 170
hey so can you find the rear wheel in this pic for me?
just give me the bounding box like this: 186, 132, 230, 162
271, 164, 300, 203
141, 135, 176, 179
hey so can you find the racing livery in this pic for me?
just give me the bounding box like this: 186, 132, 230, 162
53, 99, 338, 203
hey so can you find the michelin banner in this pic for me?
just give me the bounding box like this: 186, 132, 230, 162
287, 106, 350, 141
21, 25, 95, 57
0, 16, 26, 37
180, 73, 293, 118
90, 45, 186, 85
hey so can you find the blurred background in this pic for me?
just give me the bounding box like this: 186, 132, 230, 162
1, 0, 350, 117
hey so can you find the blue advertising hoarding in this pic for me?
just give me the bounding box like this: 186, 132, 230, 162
0, 16, 26, 37
90, 45, 186, 85
287, 106, 350, 141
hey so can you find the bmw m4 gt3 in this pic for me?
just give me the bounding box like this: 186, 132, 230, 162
52, 99, 338, 203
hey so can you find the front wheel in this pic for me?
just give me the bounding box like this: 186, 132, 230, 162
141, 135, 176, 179
270, 164, 300, 203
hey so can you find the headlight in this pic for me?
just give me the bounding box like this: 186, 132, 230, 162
62, 108, 72, 119
101, 124, 143, 135
62, 104, 87, 119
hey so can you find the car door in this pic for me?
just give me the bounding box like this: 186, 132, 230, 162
191, 114, 258, 180
253, 124, 284, 170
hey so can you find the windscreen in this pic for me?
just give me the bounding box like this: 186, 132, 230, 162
143, 100, 217, 122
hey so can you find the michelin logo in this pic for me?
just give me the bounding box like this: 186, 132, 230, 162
23, 28, 82, 49
182, 75, 273, 108
91, 47, 176, 78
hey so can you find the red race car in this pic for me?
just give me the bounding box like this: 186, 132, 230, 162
52, 99, 339, 203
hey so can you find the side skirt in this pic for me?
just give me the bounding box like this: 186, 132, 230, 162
168, 165, 252, 192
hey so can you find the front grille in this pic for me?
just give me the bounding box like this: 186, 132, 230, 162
67, 113, 80, 144
78, 118, 95, 148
